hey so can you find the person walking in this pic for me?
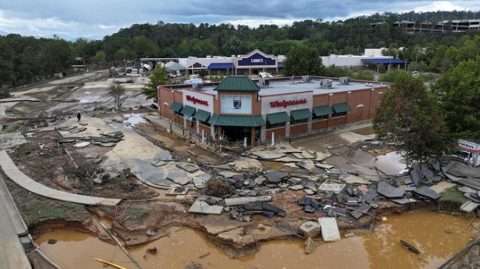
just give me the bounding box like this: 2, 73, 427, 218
76, 112, 81, 123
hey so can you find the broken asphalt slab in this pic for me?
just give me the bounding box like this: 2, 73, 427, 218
188, 199, 223, 215
458, 178, 480, 191
264, 171, 288, 184
318, 183, 346, 194
446, 161, 480, 179
377, 181, 405, 198
250, 151, 286, 160
413, 186, 441, 200
176, 162, 200, 173
224, 196, 272, 206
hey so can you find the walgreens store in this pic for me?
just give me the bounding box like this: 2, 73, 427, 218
158, 76, 389, 146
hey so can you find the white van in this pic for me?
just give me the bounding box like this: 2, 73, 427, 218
454, 139, 480, 167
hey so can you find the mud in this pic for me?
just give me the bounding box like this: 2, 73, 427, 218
35, 211, 479, 269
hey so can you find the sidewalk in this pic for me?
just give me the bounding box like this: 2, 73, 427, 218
292, 122, 373, 144
144, 114, 220, 153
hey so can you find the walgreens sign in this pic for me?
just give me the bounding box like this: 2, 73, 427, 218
186, 95, 208, 106
270, 99, 307, 108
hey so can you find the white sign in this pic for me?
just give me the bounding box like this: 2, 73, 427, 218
260, 92, 313, 115
220, 95, 252, 114
458, 139, 480, 151
182, 90, 214, 113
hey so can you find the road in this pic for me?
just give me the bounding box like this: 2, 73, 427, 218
0, 175, 32, 269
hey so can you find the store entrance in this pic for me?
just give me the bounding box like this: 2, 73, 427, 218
221, 126, 250, 143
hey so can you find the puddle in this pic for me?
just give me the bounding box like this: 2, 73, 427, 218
374, 151, 408, 175
123, 113, 146, 127
36, 211, 478, 269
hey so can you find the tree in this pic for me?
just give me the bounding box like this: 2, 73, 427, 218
351, 70, 375, 81
379, 70, 409, 83
374, 73, 451, 164
284, 44, 322, 76
434, 57, 480, 140
93, 50, 106, 65
142, 65, 168, 100
133, 35, 159, 58
109, 83, 126, 110
0, 40, 16, 87
39, 39, 73, 76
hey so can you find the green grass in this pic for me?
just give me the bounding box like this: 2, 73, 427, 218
10, 142, 37, 159
440, 187, 467, 204
19, 196, 88, 227
2, 121, 24, 133
124, 207, 147, 221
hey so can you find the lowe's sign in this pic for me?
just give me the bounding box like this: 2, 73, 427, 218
238, 52, 276, 67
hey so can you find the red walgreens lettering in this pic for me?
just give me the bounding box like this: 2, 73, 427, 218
186, 95, 208, 106
270, 99, 307, 108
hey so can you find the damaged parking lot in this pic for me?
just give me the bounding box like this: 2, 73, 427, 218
1, 72, 480, 268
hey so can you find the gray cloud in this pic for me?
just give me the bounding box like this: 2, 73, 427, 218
1, 0, 479, 39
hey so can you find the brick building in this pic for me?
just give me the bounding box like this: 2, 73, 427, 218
157, 76, 389, 146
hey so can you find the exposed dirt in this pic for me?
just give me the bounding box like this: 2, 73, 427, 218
353, 127, 376, 136
293, 133, 350, 152
9, 130, 159, 200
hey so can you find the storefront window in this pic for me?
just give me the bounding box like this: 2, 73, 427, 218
290, 117, 308, 125
332, 111, 347, 117
313, 114, 329, 120
267, 122, 286, 129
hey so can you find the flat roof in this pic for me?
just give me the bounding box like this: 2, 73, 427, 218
179, 78, 388, 96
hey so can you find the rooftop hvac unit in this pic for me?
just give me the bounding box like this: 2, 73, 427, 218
192, 83, 203, 90
320, 79, 333, 89
339, 77, 351, 85
302, 75, 312, 83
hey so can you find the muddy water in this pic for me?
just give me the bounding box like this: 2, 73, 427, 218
36, 211, 478, 269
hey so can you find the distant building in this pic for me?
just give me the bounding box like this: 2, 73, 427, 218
321, 48, 407, 70
141, 49, 285, 76
371, 19, 480, 33
157, 75, 389, 146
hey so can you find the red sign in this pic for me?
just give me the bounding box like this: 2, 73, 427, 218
270, 99, 307, 108
186, 95, 208, 106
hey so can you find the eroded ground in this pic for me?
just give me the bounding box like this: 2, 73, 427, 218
1, 72, 479, 269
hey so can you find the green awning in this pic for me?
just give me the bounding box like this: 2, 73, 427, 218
313, 105, 332, 117
196, 109, 211, 122
170, 102, 182, 113
267, 112, 289, 125
181, 105, 196, 117
332, 103, 351, 114
210, 115, 263, 127
208, 114, 218, 125
290, 109, 311, 121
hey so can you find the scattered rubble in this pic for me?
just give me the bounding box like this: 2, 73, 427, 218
188, 199, 224, 215
377, 181, 405, 198
225, 196, 272, 206
299, 221, 321, 238
318, 217, 341, 241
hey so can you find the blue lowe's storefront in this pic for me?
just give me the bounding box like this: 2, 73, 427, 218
234, 49, 282, 75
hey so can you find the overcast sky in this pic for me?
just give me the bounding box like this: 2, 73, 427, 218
1, 0, 480, 40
